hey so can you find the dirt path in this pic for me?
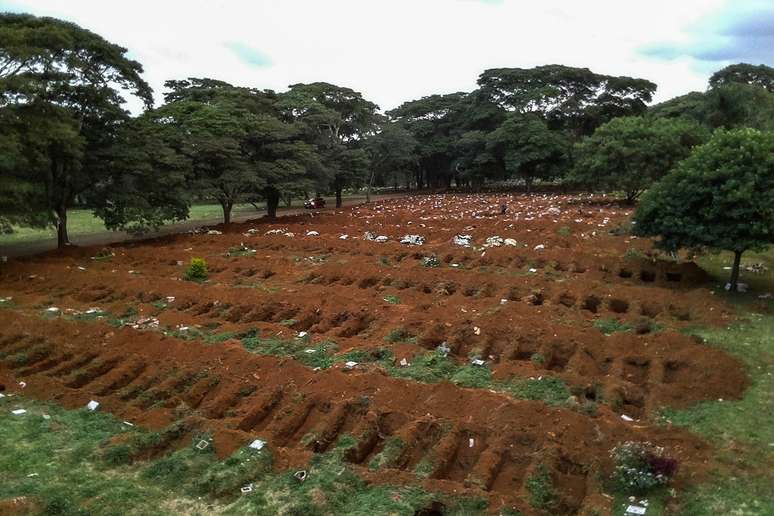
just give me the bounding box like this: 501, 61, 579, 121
0, 194, 402, 258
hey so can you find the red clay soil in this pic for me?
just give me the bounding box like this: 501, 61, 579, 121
0, 194, 750, 514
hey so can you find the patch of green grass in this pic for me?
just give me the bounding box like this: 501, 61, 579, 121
557, 226, 572, 236
503, 376, 571, 406
383, 295, 401, 304
384, 327, 415, 343
594, 318, 632, 335
368, 437, 406, 470
241, 335, 337, 369
526, 463, 558, 510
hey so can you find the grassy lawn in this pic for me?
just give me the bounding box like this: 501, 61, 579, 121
0, 397, 485, 515
0, 204, 256, 246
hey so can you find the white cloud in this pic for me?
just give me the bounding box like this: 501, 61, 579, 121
2, 0, 732, 113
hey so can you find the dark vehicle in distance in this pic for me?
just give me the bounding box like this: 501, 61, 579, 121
304, 197, 326, 209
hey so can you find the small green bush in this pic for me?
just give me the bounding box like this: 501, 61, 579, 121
184, 258, 208, 282
526, 463, 557, 509
611, 441, 678, 493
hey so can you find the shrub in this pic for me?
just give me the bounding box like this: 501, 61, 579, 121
421, 255, 440, 268
526, 463, 557, 509
611, 441, 678, 493
184, 258, 208, 282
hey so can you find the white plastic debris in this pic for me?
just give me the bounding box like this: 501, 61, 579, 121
473, 326, 481, 335
453, 234, 473, 247
294, 470, 307, 482
46, 307, 60, 313
304, 348, 317, 354
534, 244, 545, 251
206, 230, 223, 235
500, 298, 508, 305
339, 234, 349, 240
195, 440, 210, 450
437, 343, 451, 356
546, 207, 561, 215
265, 228, 286, 235
241, 484, 254, 494
306, 231, 319, 237
86, 400, 100, 411
503, 238, 520, 247
621, 414, 634, 422
400, 234, 425, 246
18, 382, 26, 389
625, 505, 647, 515
471, 359, 486, 366
374, 235, 389, 243
484, 236, 504, 248
363, 231, 376, 241
724, 282, 748, 292
528, 268, 538, 273
399, 358, 409, 367
248, 439, 265, 450
11, 409, 26, 415
469, 438, 475, 448
297, 331, 308, 338
344, 361, 358, 369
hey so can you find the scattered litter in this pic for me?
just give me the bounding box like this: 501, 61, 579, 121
123, 421, 134, 426
745, 263, 768, 274
400, 234, 425, 246
306, 230, 319, 237
621, 414, 634, 422
483, 236, 504, 248
45, 307, 60, 313
42, 414, 50, 420
725, 282, 748, 292
339, 234, 349, 240
26, 473, 38, 478
625, 505, 647, 515
206, 230, 223, 235
294, 470, 307, 483
195, 440, 210, 450
528, 268, 538, 273
503, 238, 520, 247
534, 244, 545, 250
469, 438, 475, 448
471, 358, 486, 366
265, 228, 287, 235
11, 409, 26, 415
546, 207, 561, 215
473, 326, 481, 335
759, 293, 772, 299
399, 358, 409, 367
241, 484, 253, 494
248, 439, 266, 450
18, 381, 26, 389
77, 266, 86, 271
246, 228, 259, 234
166, 296, 175, 303
500, 298, 508, 305
374, 235, 389, 243
344, 361, 358, 369
436, 343, 451, 356
363, 231, 376, 241
297, 331, 308, 338
453, 234, 472, 247
304, 348, 317, 354
86, 400, 100, 411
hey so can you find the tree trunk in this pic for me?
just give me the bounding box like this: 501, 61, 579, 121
728, 250, 743, 292
366, 170, 376, 203
221, 200, 233, 225
265, 188, 280, 218
335, 182, 343, 208
284, 194, 292, 208
56, 206, 69, 249
525, 176, 533, 193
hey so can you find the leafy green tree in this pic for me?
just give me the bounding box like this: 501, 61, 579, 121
486, 114, 569, 191
477, 65, 656, 137
570, 116, 709, 202
0, 13, 153, 247
709, 63, 774, 92
633, 128, 774, 291
364, 123, 418, 199
280, 82, 380, 207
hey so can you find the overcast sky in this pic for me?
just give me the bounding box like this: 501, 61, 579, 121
2, 0, 772, 112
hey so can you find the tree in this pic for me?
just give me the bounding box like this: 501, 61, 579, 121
364, 123, 418, 199
280, 82, 380, 207
0, 13, 154, 247
633, 128, 774, 291
570, 116, 709, 202
709, 63, 774, 92
477, 65, 656, 137
486, 114, 569, 191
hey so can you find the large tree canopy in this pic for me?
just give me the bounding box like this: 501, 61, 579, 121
570, 116, 708, 202
633, 128, 774, 290
708, 63, 774, 92
477, 65, 656, 136
280, 82, 380, 207
0, 13, 154, 247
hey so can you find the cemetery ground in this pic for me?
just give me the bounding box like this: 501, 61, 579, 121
0, 193, 771, 515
